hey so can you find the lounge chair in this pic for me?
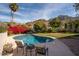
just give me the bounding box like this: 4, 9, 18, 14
35, 46, 48, 56
15, 40, 25, 55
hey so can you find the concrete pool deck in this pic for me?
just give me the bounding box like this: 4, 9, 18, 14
34, 39, 74, 56
8, 34, 74, 56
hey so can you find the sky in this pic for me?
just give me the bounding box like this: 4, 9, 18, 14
0, 3, 76, 23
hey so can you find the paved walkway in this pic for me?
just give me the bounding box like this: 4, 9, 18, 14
13, 39, 74, 56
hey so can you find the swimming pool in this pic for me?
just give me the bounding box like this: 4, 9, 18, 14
13, 34, 53, 45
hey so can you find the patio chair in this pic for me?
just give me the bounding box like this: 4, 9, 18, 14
35, 46, 48, 56
25, 44, 35, 56
15, 40, 25, 55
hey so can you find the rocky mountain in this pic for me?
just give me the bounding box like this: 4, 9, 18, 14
25, 15, 79, 27
49, 15, 79, 21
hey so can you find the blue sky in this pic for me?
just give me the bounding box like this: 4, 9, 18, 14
0, 3, 76, 23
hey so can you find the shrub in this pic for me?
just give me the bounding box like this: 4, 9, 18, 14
0, 24, 7, 33
8, 25, 28, 34
33, 20, 47, 33
2, 43, 13, 55
47, 27, 53, 33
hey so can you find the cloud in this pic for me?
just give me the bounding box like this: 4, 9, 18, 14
0, 3, 75, 23
13, 3, 75, 22
22, 4, 69, 20
0, 15, 10, 22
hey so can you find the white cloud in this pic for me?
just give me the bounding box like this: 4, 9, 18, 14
14, 4, 74, 22
0, 3, 75, 23
0, 15, 10, 20
23, 4, 65, 20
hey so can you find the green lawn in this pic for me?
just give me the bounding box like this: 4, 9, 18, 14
36, 33, 79, 38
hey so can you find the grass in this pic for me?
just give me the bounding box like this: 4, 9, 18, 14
36, 33, 79, 39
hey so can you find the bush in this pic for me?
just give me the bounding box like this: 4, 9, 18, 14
47, 27, 53, 33
2, 43, 13, 55
8, 25, 28, 34
33, 20, 47, 33
8, 31, 14, 36
0, 25, 7, 33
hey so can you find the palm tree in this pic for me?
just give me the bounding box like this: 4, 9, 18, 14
73, 3, 79, 16
9, 3, 19, 22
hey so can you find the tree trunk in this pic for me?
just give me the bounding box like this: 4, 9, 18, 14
10, 10, 14, 22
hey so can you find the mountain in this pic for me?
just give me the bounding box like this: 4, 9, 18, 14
49, 15, 79, 21
25, 15, 79, 27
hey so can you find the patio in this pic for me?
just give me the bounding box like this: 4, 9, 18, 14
13, 39, 74, 56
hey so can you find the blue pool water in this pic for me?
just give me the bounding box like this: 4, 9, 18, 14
13, 34, 53, 45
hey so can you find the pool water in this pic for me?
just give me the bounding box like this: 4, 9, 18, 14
14, 34, 53, 45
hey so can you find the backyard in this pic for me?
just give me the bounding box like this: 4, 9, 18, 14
0, 3, 79, 56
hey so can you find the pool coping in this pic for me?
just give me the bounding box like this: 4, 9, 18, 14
11, 34, 56, 46
9, 34, 57, 39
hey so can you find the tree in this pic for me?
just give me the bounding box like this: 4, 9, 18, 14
49, 17, 61, 32
33, 20, 47, 32
74, 20, 79, 32
9, 3, 19, 22
73, 3, 79, 16
67, 21, 73, 32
